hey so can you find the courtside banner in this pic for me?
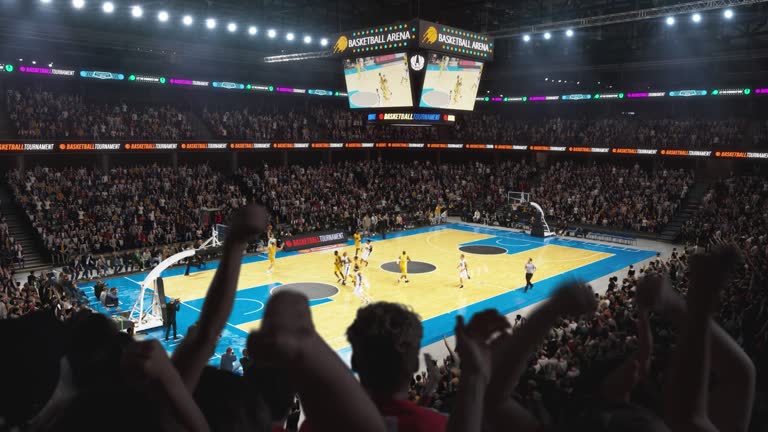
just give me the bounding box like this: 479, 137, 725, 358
281, 229, 348, 252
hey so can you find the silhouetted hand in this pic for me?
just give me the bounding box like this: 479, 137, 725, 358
247, 291, 315, 368
229, 205, 269, 243
549, 280, 597, 317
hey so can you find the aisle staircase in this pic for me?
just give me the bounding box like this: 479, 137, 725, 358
187, 111, 213, 140
0, 184, 50, 271
658, 179, 713, 242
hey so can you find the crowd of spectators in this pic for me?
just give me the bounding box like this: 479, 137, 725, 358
632, 119, 747, 148
239, 160, 535, 235
4, 87, 763, 147
6, 165, 246, 265
6, 88, 194, 140
455, 114, 749, 148
533, 161, 693, 232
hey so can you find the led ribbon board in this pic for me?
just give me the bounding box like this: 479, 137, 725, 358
128, 74, 167, 84
80, 70, 125, 80
366, 112, 455, 124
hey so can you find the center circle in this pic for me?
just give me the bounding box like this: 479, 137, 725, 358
271, 282, 339, 300
459, 245, 507, 255
380, 261, 437, 274
421, 90, 451, 108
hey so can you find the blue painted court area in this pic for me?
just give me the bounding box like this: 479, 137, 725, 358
81, 223, 656, 364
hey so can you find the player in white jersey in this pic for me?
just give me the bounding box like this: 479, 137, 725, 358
360, 239, 373, 267
353, 265, 371, 305
341, 251, 352, 285
457, 254, 470, 289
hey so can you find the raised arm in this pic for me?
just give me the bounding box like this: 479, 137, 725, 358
447, 311, 509, 432
638, 258, 754, 432
664, 246, 744, 432
172, 205, 268, 391
484, 281, 596, 432
248, 291, 386, 432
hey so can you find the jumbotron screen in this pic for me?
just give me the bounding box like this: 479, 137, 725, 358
343, 53, 413, 109
419, 54, 483, 111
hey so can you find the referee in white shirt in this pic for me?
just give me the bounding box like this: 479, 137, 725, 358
524, 258, 536, 292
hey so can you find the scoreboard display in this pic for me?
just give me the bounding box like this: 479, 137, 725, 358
331, 20, 493, 112
343, 53, 413, 108
419, 55, 483, 111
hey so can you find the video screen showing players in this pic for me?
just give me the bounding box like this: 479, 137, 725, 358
343, 53, 413, 108
419, 54, 483, 111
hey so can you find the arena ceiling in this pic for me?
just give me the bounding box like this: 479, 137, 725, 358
1, 0, 768, 91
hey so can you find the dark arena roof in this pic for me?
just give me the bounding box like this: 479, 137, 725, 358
1, 0, 768, 91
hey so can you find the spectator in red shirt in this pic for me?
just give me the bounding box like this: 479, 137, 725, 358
303, 302, 447, 431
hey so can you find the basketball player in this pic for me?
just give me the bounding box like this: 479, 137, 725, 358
457, 254, 470, 289
439, 55, 449, 76
524, 258, 536, 292
360, 239, 373, 267
353, 265, 371, 305
341, 251, 352, 285
266, 237, 281, 274
471, 64, 483, 90
353, 231, 362, 254
356, 58, 364, 79
378, 73, 392, 101
452, 76, 462, 104
333, 250, 344, 283
396, 250, 411, 284
401, 55, 410, 85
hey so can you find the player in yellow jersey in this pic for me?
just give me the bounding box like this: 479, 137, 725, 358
457, 254, 470, 289
266, 237, 281, 274
333, 250, 343, 283
353, 231, 362, 254
356, 58, 364, 79
439, 55, 449, 76
452, 76, 462, 104
396, 250, 411, 284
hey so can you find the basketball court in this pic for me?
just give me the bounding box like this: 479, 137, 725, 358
344, 54, 412, 108
80, 223, 656, 364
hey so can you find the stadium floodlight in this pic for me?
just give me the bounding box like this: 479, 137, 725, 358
131, 5, 143, 18
723, 8, 734, 18
158, 11, 169, 22
48, 63, 53, 67
303, 35, 312, 44
32, 61, 37, 64
666, 16, 675, 26
248, 26, 257, 35
543, 32, 551, 40
523, 34, 531, 42
72, 0, 85, 9
566, 29, 574, 37
692, 13, 702, 22
267, 29, 277, 38
286, 32, 295, 41
40, 0, 52, 4
320, 38, 328, 46
182, 15, 193, 26
206, 18, 216, 29
227, 22, 237, 32
102, 1, 114, 13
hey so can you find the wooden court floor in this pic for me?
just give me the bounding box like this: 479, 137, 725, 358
159, 226, 613, 350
